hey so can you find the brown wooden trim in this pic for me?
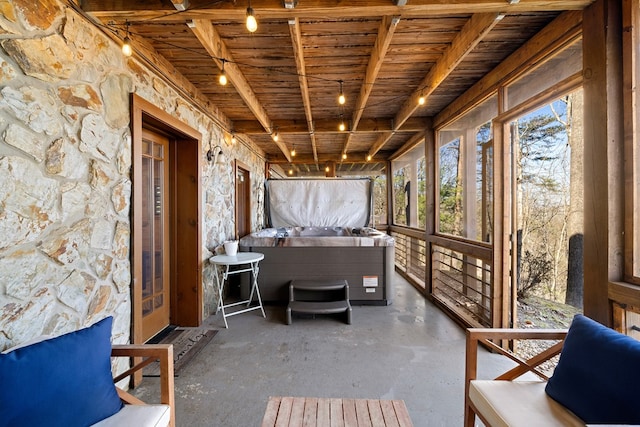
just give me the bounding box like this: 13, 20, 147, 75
623, 0, 640, 281
583, 0, 624, 325
131, 94, 203, 351
427, 235, 492, 262
234, 160, 252, 239
435, 10, 583, 130
88, 1, 594, 23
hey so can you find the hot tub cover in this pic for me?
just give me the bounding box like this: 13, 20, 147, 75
265, 178, 372, 228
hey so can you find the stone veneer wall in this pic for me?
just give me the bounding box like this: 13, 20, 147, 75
0, 0, 265, 353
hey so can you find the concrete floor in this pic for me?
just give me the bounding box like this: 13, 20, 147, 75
133, 273, 511, 426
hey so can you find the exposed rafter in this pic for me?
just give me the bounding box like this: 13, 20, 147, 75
288, 17, 318, 163
342, 15, 400, 157
368, 12, 501, 158
84, 0, 593, 23
189, 18, 291, 162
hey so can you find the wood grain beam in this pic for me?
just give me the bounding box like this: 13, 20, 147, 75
233, 117, 430, 134
85, 0, 594, 23
368, 12, 500, 157
289, 17, 318, 163
189, 19, 291, 162
342, 15, 400, 156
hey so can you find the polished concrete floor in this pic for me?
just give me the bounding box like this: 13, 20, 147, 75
133, 273, 512, 426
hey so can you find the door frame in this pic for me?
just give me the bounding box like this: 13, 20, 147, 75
131, 94, 203, 346
235, 160, 251, 239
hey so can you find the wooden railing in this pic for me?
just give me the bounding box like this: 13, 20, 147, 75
391, 226, 495, 328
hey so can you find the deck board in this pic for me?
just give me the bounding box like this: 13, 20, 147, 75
262, 397, 413, 427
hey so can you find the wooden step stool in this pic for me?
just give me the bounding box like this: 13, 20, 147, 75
286, 279, 352, 325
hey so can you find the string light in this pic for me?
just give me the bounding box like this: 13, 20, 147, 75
338, 80, 345, 105
218, 59, 228, 86
122, 22, 132, 57
246, 0, 258, 33
418, 91, 425, 105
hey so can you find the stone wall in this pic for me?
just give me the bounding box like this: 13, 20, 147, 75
0, 0, 265, 352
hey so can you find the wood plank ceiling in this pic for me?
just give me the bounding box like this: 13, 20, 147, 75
79, 0, 592, 176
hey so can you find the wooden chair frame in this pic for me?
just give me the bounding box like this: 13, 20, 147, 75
110, 344, 175, 427
464, 328, 568, 427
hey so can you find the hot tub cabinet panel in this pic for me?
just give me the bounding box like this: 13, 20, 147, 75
240, 245, 394, 305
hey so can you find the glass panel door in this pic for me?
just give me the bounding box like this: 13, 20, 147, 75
141, 129, 170, 341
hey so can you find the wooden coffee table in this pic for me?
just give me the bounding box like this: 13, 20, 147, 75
261, 396, 414, 427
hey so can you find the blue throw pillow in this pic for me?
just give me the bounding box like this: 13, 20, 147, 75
0, 316, 123, 427
545, 314, 640, 424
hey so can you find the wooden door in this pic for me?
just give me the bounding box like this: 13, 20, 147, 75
235, 163, 251, 238
141, 129, 171, 341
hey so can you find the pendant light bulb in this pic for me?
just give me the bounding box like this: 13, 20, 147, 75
418, 93, 425, 105
246, 7, 258, 33
122, 36, 133, 57
219, 60, 228, 86
338, 81, 345, 105
272, 131, 279, 142
367, 154, 372, 161
291, 145, 296, 157
339, 121, 346, 132
342, 153, 347, 160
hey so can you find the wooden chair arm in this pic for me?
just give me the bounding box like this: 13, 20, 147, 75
110, 344, 175, 427
464, 328, 568, 427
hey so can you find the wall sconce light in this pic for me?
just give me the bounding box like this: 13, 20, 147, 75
207, 144, 226, 165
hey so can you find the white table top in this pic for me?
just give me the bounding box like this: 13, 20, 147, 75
209, 252, 264, 265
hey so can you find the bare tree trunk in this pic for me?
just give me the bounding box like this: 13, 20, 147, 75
565, 90, 584, 308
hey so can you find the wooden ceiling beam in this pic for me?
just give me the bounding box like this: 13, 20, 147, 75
189, 18, 292, 162
342, 15, 400, 156
288, 17, 318, 164
85, 0, 594, 23
368, 12, 500, 158
232, 117, 430, 134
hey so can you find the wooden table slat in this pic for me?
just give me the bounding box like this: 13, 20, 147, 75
303, 397, 318, 427
392, 400, 413, 427
354, 399, 373, 427
262, 396, 282, 427
264, 397, 413, 427
330, 398, 344, 427
289, 397, 306, 427
379, 400, 400, 427
317, 398, 331, 426
275, 396, 294, 427
342, 399, 358, 427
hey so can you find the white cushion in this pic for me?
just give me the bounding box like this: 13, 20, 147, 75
469, 380, 584, 427
91, 404, 170, 427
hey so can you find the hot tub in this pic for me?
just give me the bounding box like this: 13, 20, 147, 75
239, 179, 394, 305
